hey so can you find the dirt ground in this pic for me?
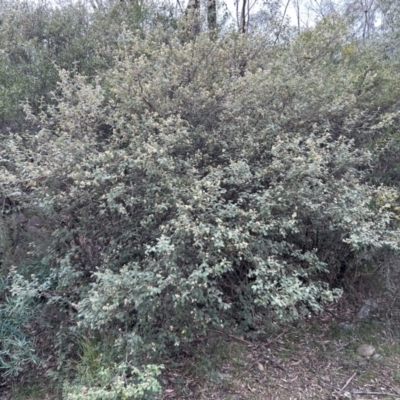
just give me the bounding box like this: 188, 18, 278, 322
160, 290, 400, 400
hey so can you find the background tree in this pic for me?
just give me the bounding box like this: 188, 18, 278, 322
208, 0, 217, 36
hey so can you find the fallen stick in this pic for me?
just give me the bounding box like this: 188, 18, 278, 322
212, 329, 254, 345
339, 372, 356, 392
265, 331, 286, 346
352, 390, 400, 397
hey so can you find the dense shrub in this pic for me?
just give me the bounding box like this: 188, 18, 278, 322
0, 274, 41, 376
0, 15, 400, 400
1, 21, 399, 365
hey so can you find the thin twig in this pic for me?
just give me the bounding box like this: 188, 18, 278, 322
40, 291, 79, 312
265, 331, 286, 347
352, 390, 400, 397
274, 0, 291, 44
265, 357, 288, 374
212, 329, 254, 345
339, 372, 356, 392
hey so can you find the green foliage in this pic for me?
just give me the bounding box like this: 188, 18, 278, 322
59, 333, 163, 399
0, 53, 31, 125
63, 363, 162, 400
0, 274, 42, 376
0, 0, 159, 128
2, 21, 400, 362
63, 339, 163, 400
0, 8, 400, 393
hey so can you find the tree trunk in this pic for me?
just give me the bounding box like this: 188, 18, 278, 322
207, 0, 217, 39
185, 0, 201, 36
241, 0, 247, 33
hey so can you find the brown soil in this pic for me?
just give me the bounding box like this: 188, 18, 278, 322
160, 291, 400, 400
